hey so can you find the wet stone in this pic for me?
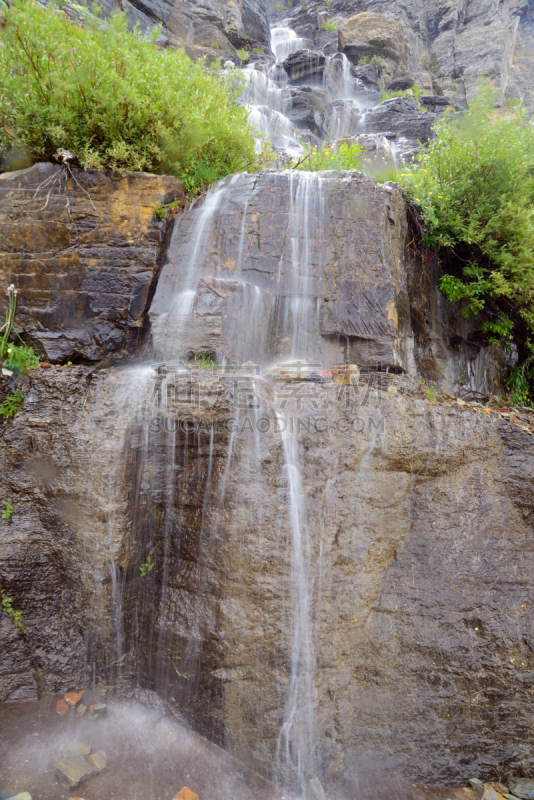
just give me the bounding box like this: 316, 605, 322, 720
87, 750, 108, 770
55, 755, 99, 788
76, 703, 87, 717
61, 744, 91, 758
6, 794, 32, 800
88, 703, 107, 719
306, 777, 326, 800
56, 698, 69, 715
65, 691, 84, 707
509, 780, 534, 800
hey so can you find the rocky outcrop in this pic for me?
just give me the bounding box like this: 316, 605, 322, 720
363, 96, 438, 147
150, 170, 415, 373
2, 362, 534, 789
99, 0, 273, 60
270, 0, 534, 115
282, 49, 326, 83
0, 163, 182, 364
338, 11, 409, 67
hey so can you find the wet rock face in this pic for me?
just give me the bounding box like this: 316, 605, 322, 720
282, 49, 326, 83
0, 368, 94, 700
276, 0, 534, 115
364, 97, 437, 145
1, 366, 534, 786
0, 164, 182, 364
151, 170, 414, 373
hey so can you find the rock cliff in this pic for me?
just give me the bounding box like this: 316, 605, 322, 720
270, 0, 534, 114
0, 163, 182, 363
0, 165, 533, 793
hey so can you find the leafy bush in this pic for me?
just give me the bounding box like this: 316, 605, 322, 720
358, 56, 386, 75
236, 48, 250, 63
397, 87, 534, 401
0, 0, 269, 193
380, 84, 424, 102
320, 19, 338, 31
288, 142, 362, 171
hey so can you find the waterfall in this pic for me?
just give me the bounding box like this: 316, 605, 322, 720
275, 414, 315, 788
271, 26, 308, 62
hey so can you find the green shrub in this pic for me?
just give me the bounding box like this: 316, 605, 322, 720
236, 48, 250, 63
320, 19, 338, 32
288, 142, 362, 171
0, 0, 270, 194
0, 391, 25, 419
358, 56, 386, 75
397, 86, 534, 400
380, 84, 424, 103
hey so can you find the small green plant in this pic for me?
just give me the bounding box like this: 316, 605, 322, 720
271, 3, 285, 9
236, 48, 250, 63
288, 141, 362, 171
426, 388, 437, 401
507, 356, 534, 407
358, 55, 386, 74
2, 503, 13, 519
428, 59, 442, 76
189, 353, 217, 369
153, 199, 183, 220
140, 555, 155, 577
0, 590, 23, 629
0, 391, 24, 420
320, 19, 338, 31
0, 285, 39, 374
380, 84, 424, 102
209, 42, 220, 49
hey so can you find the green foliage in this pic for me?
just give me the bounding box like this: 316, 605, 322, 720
209, 42, 220, 49
0, 0, 268, 194
358, 56, 386, 74
0, 590, 23, 628
2, 345, 40, 374
140, 554, 154, 577
380, 84, 424, 103
271, 3, 285, 9
153, 199, 183, 220
0, 391, 24, 420
398, 88, 534, 328
0, 286, 39, 374
507, 356, 534, 407
397, 86, 534, 396
2, 503, 13, 519
236, 48, 250, 63
288, 142, 362, 171
426, 388, 437, 401
189, 353, 217, 369
320, 19, 338, 31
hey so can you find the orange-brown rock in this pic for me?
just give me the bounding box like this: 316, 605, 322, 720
0, 163, 183, 364
56, 698, 69, 715
64, 690, 84, 707
173, 788, 199, 800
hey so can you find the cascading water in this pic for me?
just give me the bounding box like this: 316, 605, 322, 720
275, 413, 315, 788
271, 26, 308, 62
90, 167, 344, 794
